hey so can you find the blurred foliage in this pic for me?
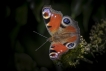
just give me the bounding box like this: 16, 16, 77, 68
3, 0, 106, 71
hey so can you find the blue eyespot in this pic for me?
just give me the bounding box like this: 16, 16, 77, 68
63, 18, 70, 24
67, 43, 74, 48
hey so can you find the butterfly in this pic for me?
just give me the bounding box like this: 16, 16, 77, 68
42, 5, 80, 60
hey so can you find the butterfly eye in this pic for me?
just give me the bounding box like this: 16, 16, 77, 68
66, 42, 76, 49
42, 8, 51, 19
62, 16, 72, 27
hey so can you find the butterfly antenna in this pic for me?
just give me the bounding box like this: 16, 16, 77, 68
35, 39, 49, 51
33, 31, 48, 39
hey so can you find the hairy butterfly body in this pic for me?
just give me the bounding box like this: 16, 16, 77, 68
42, 6, 80, 60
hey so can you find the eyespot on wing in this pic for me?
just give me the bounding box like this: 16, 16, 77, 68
49, 42, 68, 60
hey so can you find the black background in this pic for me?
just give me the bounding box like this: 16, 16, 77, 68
2, 0, 106, 71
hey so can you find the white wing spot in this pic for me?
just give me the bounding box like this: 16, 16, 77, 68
60, 50, 63, 52
58, 52, 60, 54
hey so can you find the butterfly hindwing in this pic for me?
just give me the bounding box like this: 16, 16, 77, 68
49, 42, 68, 60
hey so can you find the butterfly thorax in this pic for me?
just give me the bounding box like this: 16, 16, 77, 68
48, 32, 71, 43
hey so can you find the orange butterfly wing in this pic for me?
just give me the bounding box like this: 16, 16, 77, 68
42, 6, 62, 35
49, 42, 68, 60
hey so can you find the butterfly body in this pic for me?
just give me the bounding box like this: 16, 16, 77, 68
42, 6, 80, 60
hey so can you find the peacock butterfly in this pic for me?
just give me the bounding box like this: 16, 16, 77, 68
42, 5, 80, 60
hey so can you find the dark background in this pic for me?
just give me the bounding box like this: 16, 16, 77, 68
2, 0, 106, 71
